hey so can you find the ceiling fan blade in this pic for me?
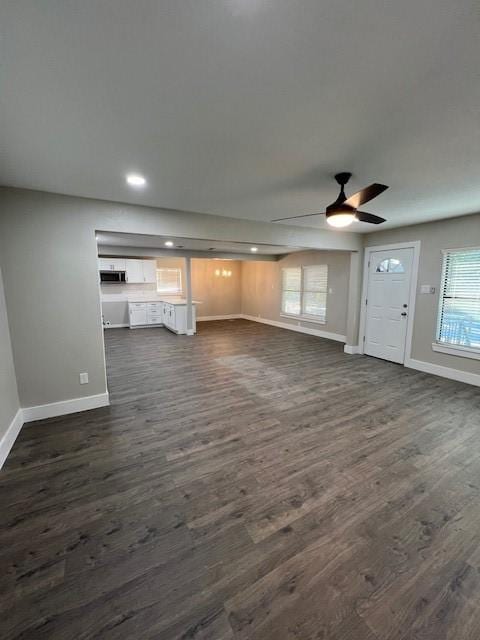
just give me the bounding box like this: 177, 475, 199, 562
344, 183, 388, 209
271, 211, 326, 222
355, 211, 386, 225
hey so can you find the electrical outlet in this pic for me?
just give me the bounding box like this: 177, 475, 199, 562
79, 372, 89, 385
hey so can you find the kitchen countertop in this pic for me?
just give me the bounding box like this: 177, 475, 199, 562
129, 298, 201, 306
101, 293, 201, 305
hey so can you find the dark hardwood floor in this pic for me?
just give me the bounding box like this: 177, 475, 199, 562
1, 319, 480, 639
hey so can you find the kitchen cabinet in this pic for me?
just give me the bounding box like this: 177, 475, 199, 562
142, 260, 157, 284
128, 302, 148, 326
125, 259, 144, 284
129, 301, 163, 328
162, 303, 176, 331
146, 302, 163, 324
162, 302, 196, 334
128, 300, 197, 334
98, 258, 126, 271
125, 259, 157, 284
128, 302, 163, 328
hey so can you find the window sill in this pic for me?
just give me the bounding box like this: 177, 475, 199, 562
432, 342, 480, 361
280, 313, 326, 326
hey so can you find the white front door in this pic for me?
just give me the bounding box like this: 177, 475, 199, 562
364, 248, 414, 364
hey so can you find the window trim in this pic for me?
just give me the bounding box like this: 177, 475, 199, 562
434, 246, 480, 360
280, 264, 328, 325
432, 342, 480, 360
280, 312, 327, 326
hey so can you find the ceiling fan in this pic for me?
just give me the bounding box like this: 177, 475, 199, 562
272, 172, 388, 228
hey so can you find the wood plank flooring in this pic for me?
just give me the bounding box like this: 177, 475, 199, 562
1, 319, 480, 639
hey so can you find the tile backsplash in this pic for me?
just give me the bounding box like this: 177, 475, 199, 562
100, 283, 156, 295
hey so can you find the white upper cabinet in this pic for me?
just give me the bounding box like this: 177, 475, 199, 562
142, 260, 157, 284
98, 258, 126, 271
125, 259, 145, 283
99, 257, 157, 283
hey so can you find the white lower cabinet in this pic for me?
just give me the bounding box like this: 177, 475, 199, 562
128, 303, 148, 327
162, 302, 196, 334
128, 301, 196, 334
146, 302, 163, 324
129, 302, 163, 327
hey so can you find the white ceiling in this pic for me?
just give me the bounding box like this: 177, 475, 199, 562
96, 231, 302, 256
1, 1, 479, 233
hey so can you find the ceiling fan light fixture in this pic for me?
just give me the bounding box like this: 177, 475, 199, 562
326, 212, 356, 228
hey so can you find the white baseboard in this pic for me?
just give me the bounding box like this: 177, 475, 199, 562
22, 392, 110, 423
240, 314, 346, 343
1, 393, 110, 470
344, 344, 361, 355
104, 323, 129, 329
197, 314, 242, 321
0, 409, 24, 470
405, 358, 480, 388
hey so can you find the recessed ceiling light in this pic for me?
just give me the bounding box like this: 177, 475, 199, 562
164, 240, 174, 247
126, 173, 146, 187
250, 247, 258, 252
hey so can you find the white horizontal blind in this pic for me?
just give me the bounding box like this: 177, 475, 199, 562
281, 267, 301, 315
156, 268, 182, 294
437, 248, 480, 350
302, 265, 328, 321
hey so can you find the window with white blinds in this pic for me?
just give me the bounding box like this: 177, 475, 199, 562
281, 267, 302, 315
302, 265, 328, 321
156, 268, 182, 294
437, 248, 480, 351
281, 265, 328, 322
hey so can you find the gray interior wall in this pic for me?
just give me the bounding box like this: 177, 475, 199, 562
101, 302, 130, 326
345, 250, 364, 347
364, 213, 480, 374
0, 266, 20, 438
241, 250, 351, 337
0, 194, 107, 408
0, 187, 359, 408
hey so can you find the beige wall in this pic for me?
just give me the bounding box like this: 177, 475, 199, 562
0, 266, 20, 440
192, 259, 242, 317
364, 213, 480, 374
241, 250, 351, 338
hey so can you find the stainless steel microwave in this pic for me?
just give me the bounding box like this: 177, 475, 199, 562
100, 270, 126, 283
